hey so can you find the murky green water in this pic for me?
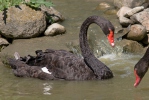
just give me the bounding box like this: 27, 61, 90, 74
0, 0, 149, 100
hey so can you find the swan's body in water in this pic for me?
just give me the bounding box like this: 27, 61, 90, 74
8, 15, 115, 80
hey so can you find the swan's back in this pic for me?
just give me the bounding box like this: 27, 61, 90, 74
10, 49, 96, 80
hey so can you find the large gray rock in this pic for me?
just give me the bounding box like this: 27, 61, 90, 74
119, 17, 134, 26
131, 8, 149, 31
114, 0, 148, 8
126, 24, 147, 41
117, 6, 134, 26
117, 6, 132, 18
124, 6, 144, 18
122, 39, 145, 54
0, 4, 46, 39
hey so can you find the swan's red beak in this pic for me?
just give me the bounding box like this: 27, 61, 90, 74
107, 29, 114, 47
134, 69, 141, 87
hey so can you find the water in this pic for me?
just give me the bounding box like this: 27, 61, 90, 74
1, 0, 149, 100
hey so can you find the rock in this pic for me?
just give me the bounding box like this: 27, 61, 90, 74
117, 6, 132, 18
104, 9, 118, 15
131, 8, 149, 31
113, 0, 148, 8
0, 4, 46, 39
44, 23, 66, 36
95, 2, 111, 10
142, 21, 149, 32
124, 6, 144, 18
119, 17, 134, 26
142, 2, 149, 9
117, 7, 134, 26
126, 24, 146, 41
95, 2, 117, 15
0, 37, 9, 51
0, 37, 9, 46
122, 39, 145, 54
116, 38, 146, 54
112, 6, 144, 28
141, 34, 149, 45
40, 6, 65, 23
117, 6, 134, 26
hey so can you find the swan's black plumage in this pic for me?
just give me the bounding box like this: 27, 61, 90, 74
134, 47, 149, 87
79, 16, 114, 79
8, 16, 115, 80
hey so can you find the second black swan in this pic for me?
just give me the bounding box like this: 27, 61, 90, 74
134, 47, 149, 87
8, 15, 115, 80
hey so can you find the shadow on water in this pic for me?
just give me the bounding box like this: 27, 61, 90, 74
0, 0, 149, 100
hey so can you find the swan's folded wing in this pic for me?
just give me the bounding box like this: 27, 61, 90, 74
8, 58, 55, 80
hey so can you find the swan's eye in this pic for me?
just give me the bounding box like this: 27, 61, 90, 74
107, 29, 114, 47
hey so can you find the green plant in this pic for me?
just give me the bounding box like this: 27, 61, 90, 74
0, 0, 54, 24
0, 0, 54, 11
0, 0, 23, 11
25, 0, 54, 9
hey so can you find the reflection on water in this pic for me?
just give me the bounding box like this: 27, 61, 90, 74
43, 83, 52, 95
0, 0, 149, 100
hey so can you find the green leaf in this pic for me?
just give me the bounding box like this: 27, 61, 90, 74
30, 0, 37, 3
33, 3, 40, 8
44, 2, 54, 7
0, 5, 4, 11
25, 0, 54, 9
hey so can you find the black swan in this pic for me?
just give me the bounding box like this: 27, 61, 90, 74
134, 47, 149, 87
8, 15, 115, 80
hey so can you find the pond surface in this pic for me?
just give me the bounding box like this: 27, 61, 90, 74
0, 0, 149, 100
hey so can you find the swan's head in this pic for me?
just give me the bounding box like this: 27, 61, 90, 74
134, 60, 148, 87
134, 69, 142, 87
107, 29, 114, 47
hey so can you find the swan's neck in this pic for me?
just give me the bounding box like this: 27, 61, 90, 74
79, 16, 113, 79
143, 47, 149, 62
79, 16, 105, 58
